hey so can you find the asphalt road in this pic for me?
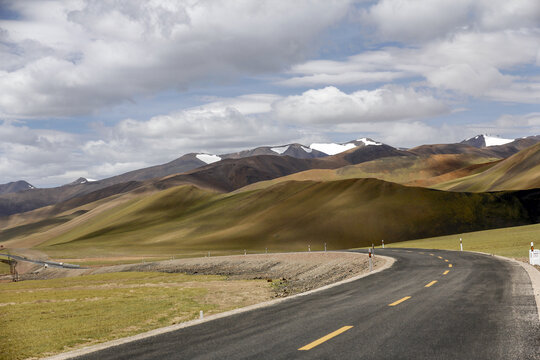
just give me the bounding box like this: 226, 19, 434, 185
75, 249, 539, 360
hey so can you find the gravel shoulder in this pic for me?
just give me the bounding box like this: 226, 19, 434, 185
19, 252, 387, 296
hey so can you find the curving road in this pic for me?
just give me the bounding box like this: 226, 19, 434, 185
74, 249, 539, 360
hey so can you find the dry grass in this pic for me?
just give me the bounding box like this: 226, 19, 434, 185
0, 272, 271, 360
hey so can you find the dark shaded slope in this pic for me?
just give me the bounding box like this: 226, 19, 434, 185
154, 155, 316, 192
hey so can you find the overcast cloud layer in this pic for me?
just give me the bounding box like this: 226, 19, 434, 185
0, 0, 539, 186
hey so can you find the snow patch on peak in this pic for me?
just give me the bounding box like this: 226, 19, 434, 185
301, 146, 312, 153
270, 145, 290, 154
310, 142, 357, 155
196, 154, 221, 164
483, 135, 513, 147
357, 138, 382, 146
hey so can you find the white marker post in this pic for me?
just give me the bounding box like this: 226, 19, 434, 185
368, 248, 373, 272
460, 238, 463, 251
200, 310, 204, 319
308, 244, 311, 252
530, 242, 540, 265
244, 249, 247, 256
382, 240, 385, 249
324, 242, 327, 252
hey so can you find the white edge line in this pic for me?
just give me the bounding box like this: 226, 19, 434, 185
42, 252, 395, 360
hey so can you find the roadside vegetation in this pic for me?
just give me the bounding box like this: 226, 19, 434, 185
0, 272, 271, 360
388, 222, 540, 259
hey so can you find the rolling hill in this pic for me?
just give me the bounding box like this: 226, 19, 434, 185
435, 142, 540, 192
30, 178, 537, 257
236, 153, 498, 192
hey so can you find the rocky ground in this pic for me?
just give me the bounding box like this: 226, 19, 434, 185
7, 252, 388, 296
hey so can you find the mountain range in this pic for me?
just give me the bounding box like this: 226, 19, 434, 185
1, 134, 540, 255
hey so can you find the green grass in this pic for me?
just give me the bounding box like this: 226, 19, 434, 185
0, 261, 10, 274
0, 272, 270, 360
387, 222, 540, 258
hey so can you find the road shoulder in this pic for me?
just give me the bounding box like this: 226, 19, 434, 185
42, 253, 395, 360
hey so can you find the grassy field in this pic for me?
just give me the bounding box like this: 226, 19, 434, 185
0, 261, 10, 274
0, 272, 271, 360
387, 222, 540, 258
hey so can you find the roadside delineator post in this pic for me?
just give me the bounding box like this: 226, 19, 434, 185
324, 242, 327, 252
530, 242, 540, 265
208, 251, 210, 257
368, 248, 373, 272
244, 249, 247, 256
308, 244, 311, 252
460, 238, 463, 252
200, 310, 203, 319
382, 240, 384, 249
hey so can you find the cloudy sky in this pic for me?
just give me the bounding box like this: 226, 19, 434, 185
1, 0, 539, 187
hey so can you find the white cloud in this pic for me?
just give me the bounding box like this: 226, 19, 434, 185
273, 86, 448, 124
363, 0, 472, 43
362, 0, 540, 43
0, 0, 353, 117
285, 29, 540, 102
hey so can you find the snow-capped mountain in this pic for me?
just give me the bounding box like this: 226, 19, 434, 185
309, 138, 382, 155
196, 153, 222, 164
67, 177, 96, 186
0, 180, 35, 195
222, 143, 327, 160
461, 134, 514, 148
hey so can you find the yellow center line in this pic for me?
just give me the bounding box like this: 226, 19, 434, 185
388, 296, 412, 306
444, 259, 449, 262
425, 280, 438, 287
298, 326, 354, 351
448, 264, 453, 268
443, 270, 450, 275
437, 256, 442, 259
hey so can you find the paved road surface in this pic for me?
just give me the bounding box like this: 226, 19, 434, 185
75, 249, 539, 360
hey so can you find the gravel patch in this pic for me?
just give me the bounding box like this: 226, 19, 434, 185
20, 252, 386, 296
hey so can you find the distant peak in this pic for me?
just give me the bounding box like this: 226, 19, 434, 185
356, 137, 382, 146
196, 153, 221, 164
69, 177, 91, 185
309, 142, 357, 155
462, 134, 514, 147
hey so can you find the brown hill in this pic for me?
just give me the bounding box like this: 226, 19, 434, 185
436, 142, 540, 192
